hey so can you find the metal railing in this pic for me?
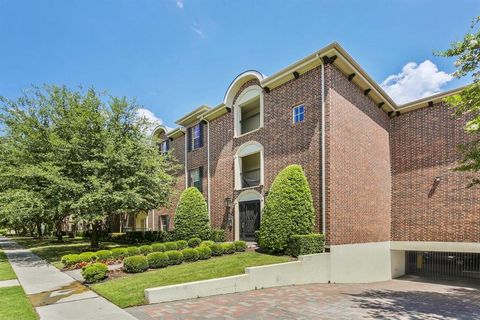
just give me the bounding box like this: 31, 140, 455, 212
241, 169, 261, 188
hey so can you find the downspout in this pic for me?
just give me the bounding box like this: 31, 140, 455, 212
200, 118, 212, 222
184, 128, 188, 188
320, 60, 327, 236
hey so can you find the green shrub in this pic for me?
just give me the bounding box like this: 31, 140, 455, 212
139, 245, 153, 255
151, 243, 166, 252
196, 246, 212, 260
147, 252, 169, 268
209, 229, 226, 242
200, 240, 214, 247
61, 254, 81, 267
174, 187, 210, 240
176, 240, 188, 250
126, 246, 140, 256
210, 243, 224, 256
222, 243, 236, 254
259, 165, 315, 252
164, 242, 178, 251
233, 241, 247, 252
165, 250, 183, 265
181, 248, 199, 262
95, 250, 113, 261
188, 237, 202, 248
111, 248, 128, 259
123, 255, 149, 273
79, 252, 97, 263
82, 263, 108, 283
286, 234, 325, 257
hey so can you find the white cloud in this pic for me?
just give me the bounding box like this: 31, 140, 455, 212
136, 108, 173, 134
176, 0, 183, 9
191, 24, 205, 38
381, 60, 453, 104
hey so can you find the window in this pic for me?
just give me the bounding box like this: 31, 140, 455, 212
188, 167, 203, 192
240, 97, 261, 135
160, 215, 169, 232
234, 86, 263, 137
240, 153, 261, 188
235, 141, 264, 190
188, 123, 203, 151
293, 105, 305, 124
159, 140, 169, 154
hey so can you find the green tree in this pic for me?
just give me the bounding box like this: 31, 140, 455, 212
174, 187, 210, 240
258, 165, 315, 253
437, 16, 480, 186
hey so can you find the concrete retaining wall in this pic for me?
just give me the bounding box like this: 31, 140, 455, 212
145, 253, 331, 304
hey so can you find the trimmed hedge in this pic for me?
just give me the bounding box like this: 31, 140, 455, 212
188, 237, 202, 248
151, 243, 166, 252
123, 255, 149, 273
200, 240, 214, 247
79, 252, 97, 263
209, 229, 226, 242
222, 243, 236, 254
82, 263, 108, 283
259, 165, 315, 252
165, 250, 183, 265
111, 248, 128, 259
174, 187, 210, 240
233, 241, 247, 252
139, 245, 153, 255
61, 254, 81, 267
196, 246, 212, 260
111, 230, 176, 245
126, 246, 141, 256
147, 252, 169, 269
210, 243, 224, 256
176, 240, 188, 250
286, 234, 325, 257
164, 242, 178, 251
181, 248, 199, 262
95, 250, 113, 261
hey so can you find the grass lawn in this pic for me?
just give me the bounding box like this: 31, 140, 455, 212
12, 237, 119, 269
0, 251, 16, 281
0, 286, 38, 320
92, 252, 291, 308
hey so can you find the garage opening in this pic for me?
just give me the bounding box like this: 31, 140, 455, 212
406, 251, 480, 281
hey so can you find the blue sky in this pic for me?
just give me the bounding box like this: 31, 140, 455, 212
0, 0, 478, 128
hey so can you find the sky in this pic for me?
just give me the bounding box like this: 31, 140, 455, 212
0, 0, 479, 129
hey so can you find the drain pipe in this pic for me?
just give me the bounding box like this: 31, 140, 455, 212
320, 60, 327, 236
184, 128, 188, 189
200, 117, 212, 222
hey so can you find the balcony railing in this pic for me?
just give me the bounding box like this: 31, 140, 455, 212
241, 168, 261, 188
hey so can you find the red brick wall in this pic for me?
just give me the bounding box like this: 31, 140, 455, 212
391, 103, 480, 242
325, 64, 392, 245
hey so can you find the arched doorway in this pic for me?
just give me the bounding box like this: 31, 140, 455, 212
235, 190, 263, 241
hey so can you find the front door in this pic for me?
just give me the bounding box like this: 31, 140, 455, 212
239, 200, 260, 241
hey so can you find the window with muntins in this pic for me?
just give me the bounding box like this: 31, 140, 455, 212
293, 105, 305, 124
160, 215, 169, 231
159, 140, 169, 154
188, 123, 203, 151
188, 167, 203, 192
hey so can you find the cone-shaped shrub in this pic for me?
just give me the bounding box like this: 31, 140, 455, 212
258, 165, 315, 252
174, 187, 210, 240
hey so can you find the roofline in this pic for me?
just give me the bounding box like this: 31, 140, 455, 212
397, 85, 468, 113
166, 127, 185, 138
174, 105, 210, 126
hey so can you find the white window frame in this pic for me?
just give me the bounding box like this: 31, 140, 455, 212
234, 141, 264, 190
191, 124, 201, 150
293, 104, 305, 124
160, 140, 168, 154
189, 167, 202, 191
234, 85, 264, 138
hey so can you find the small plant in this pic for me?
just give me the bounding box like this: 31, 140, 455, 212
233, 241, 247, 252
165, 250, 183, 265
111, 248, 128, 259
147, 252, 169, 268
79, 252, 97, 263
82, 263, 108, 283
139, 245, 153, 255
123, 255, 149, 273
61, 254, 81, 267
196, 246, 212, 260
222, 243, 236, 254
126, 246, 140, 256
209, 229, 226, 242
176, 240, 188, 250
200, 240, 214, 247
286, 234, 325, 257
181, 248, 199, 262
210, 243, 224, 256
164, 242, 178, 251
151, 243, 166, 252
95, 250, 113, 261
188, 237, 202, 248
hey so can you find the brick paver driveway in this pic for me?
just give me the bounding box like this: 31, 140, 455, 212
127, 277, 480, 320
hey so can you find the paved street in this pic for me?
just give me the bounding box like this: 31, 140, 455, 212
128, 278, 480, 320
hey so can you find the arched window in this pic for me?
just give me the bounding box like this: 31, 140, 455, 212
234, 141, 264, 190
234, 85, 264, 137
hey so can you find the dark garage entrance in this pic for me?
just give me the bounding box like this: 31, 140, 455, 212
406, 251, 480, 281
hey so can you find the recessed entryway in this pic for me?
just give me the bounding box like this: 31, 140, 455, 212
239, 200, 260, 241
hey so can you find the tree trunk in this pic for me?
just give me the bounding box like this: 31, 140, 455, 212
36, 222, 43, 239
55, 220, 63, 242
91, 221, 99, 250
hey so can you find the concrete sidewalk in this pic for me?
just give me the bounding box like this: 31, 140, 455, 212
0, 237, 136, 320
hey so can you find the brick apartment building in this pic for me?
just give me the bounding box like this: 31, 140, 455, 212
124, 42, 480, 282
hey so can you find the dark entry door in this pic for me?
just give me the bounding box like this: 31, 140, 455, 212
239, 200, 260, 241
